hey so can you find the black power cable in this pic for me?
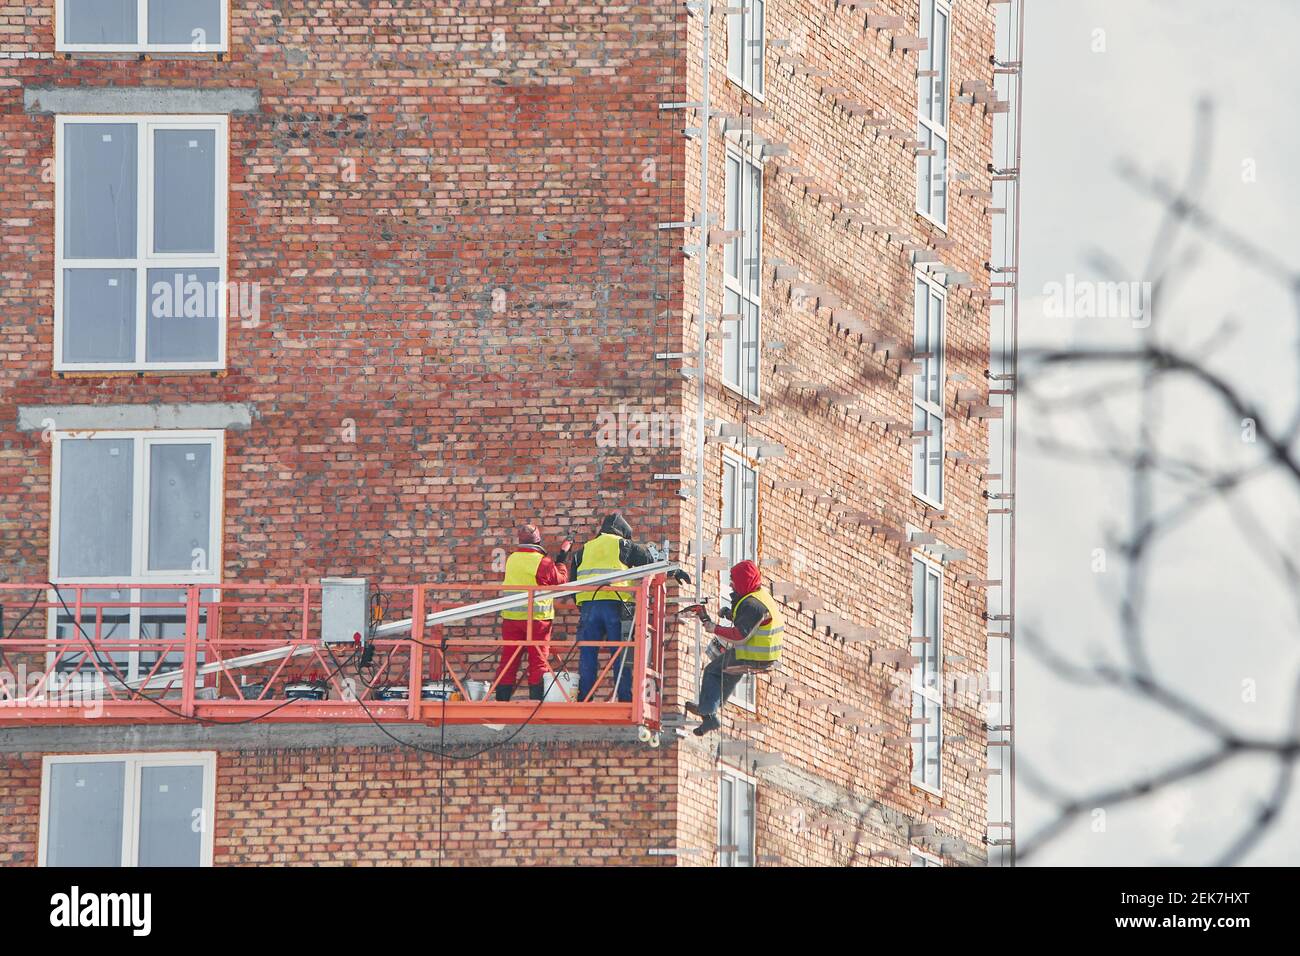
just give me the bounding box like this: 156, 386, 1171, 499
47, 582, 358, 726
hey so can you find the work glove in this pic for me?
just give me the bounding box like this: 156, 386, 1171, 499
669, 569, 692, 585
692, 605, 714, 629
554, 539, 573, 562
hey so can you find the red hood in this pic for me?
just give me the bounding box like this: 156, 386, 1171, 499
730, 560, 762, 596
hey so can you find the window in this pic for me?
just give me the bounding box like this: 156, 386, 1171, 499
58, 0, 227, 52
40, 753, 215, 866
912, 272, 945, 505
915, 0, 950, 226
718, 771, 755, 867
721, 451, 759, 709
911, 555, 943, 792
723, 150, 762, 401
911, 848, 943, 867
727, 0, 765, 97
56, 115, 228, 371
49, 431, 222, 681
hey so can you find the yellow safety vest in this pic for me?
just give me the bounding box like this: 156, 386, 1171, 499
733, 587, 784, 663
574, 533, 634, 604
501, 549, 555, 621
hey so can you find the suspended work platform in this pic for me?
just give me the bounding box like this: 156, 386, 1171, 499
0, 564, 675, 739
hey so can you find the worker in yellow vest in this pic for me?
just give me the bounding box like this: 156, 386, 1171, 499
570, 513, 659, 702
495, 524, 571, 701
685, 559, 784, 734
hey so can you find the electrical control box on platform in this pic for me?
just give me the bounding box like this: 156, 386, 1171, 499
321, 577, 368, 644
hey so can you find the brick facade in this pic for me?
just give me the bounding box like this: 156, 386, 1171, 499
0, 0, 995, 865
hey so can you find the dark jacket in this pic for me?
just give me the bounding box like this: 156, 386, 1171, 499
567, 537, 657, 580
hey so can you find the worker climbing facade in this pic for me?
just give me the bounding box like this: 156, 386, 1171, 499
686, 560, 784, 735
495, 524, 571, 701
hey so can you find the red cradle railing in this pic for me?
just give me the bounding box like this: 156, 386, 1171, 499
0, 568, 672, 743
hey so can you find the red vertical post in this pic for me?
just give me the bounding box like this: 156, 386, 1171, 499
408, 585, 425, 720
181, 585, 200, 717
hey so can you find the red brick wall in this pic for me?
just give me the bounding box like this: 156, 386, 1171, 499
0, 745, 680, 866
0, 0, 686, 585
214, 745, 678, 866
0, 753, 41, 865
672, 0, 995, 863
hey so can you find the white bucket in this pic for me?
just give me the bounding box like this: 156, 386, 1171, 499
463, 679, 490, 701
542, 670, 580, 703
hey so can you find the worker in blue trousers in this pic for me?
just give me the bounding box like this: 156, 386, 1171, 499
569, 513, 688, 701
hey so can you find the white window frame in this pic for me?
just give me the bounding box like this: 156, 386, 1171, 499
915, 0, 951, 229
722, 147, 763, 403
912, 270, 946, 507
47, 430, 224, 681
39, 752, 216, 867
911, 552, 944, 795
56, 0, 229, 53
55, 114, 229, 372
911, 847, 944, 867
718, 767, 756, 867
720, 449, 759, 711
726, 0, 766, 99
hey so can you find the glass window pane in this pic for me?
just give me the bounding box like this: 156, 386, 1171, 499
925, 698, 942, 787
740, 465, 756, 560
138, 764, 204, 866
742, 298, 760, 398
912, 404, 927, 495
148, 443, 212, 572
65, 0, 136, 45
737, 779, 755, 866
915, 125, 931, 214
47, 761, 125, 866
62, 268, 136, 364
918, 0, 934, 115
719, 777, 734, 867
146, 268, 221, 362
723, 288, 742, 387
912, 558, 926, 681
931, 134, 948, 224
928, 414, 944, 501
721, 460, 737, 564
913, 279, 928, 402
928, 291, 943, 404
64, 123, 137, 259
727, 5, 744, 80
912, 693, 926, 785
724, 156, 740, 280
749, 0, 765, 97
147, 0, 222, 47
926, 571, 940, 677
934, 9, 948, 126
153, 128, 217, 254
58, 439, 134, 578
745, 162, 761, 294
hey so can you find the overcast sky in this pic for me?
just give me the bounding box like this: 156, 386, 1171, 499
1016, 0, 1300, 865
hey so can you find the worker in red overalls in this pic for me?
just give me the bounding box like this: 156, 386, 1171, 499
495, 524, 571, 701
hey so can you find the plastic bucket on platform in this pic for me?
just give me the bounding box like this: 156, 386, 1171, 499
542, 670, 580, 703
